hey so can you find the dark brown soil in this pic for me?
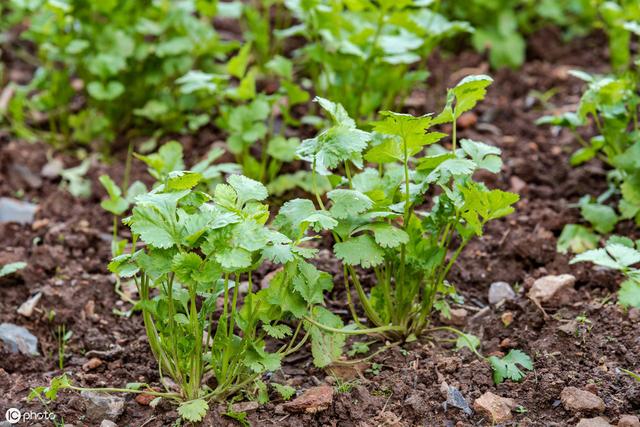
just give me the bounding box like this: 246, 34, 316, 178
0, 29, 638, 427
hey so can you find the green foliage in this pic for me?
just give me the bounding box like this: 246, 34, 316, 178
6, 0, 233, 149
300, 77, 519, 345
488, 349, 534, 384
282, 0, 471, 118
538, 65, 640, 240
0, 261, 27, 277
442, 0, 600, 68
106, 172, 334, 417
272, 383, 296, 401
571, 236, 640, 308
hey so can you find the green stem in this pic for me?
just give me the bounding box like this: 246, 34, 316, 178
303, 316, 403, 335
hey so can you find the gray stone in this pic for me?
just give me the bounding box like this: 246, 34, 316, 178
80, 391, 125, 422
100, 421, 118, 427
0, 322, 39, 355
41, 158, 64, 178
10, 164, 43, 189
488, 281, 516, 304
443, 385, 472, 415
0, 198, 37, 224
528, 274, 575, 304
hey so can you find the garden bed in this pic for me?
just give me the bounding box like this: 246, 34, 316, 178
1, 29, 639, 426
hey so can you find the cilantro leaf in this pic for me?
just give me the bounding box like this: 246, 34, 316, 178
334, 235, 385, 268
488, 349, 533, 384
178, 399, 209, 422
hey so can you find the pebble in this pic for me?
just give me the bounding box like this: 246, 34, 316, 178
628, 308, 640, 321
283, 385, 334, 414
82, 357, 103, 371
560, 386, 605, 413
10, 164, 43, 189
528, 274, 575, 304
457, 112, 478, 128
100, 421, 118, 427
134, 392, 156, 406
473, 391, 517, 423
41, 158, 64, 178
619, 415, 640, 427
80, 391, 125, 422
0, 322, 39, 355
441, 383, 472, 415
17, 292, 42, 317
0, 197, 38, 224
509, 176, 527, 193
231, 401, 260, 412
440, 308, 468, 326
576, 417, 613, 427
488, 281, 516, 305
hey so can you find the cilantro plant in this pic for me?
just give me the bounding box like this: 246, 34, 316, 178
298, 76, 519, 342
571, 235, 640, 308
282, 0, 471, 118
7, 0, 231, 149
442, 0, 599, 68
36, 173, 335, 421
538, 68, 640, 245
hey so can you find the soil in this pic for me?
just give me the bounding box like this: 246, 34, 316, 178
1, 28, 638, 427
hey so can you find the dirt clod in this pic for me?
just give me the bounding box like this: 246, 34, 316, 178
283, 385, 334, 414
473, 391, 517, 423
618, 415, 640, 427
560, 387, 606, 414
576, 417, 614, 427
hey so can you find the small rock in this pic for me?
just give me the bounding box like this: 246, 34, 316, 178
283, 385, 333, 414
509, 176, 527, 193
80, 391, 125, 422
473, 391, 516, 423
558, 320, 579, 335
100, 421, 118, 427
560, 387, 605, 413
618, 415, 640, 427
231, 401, 260, 413
576, 417, 613, 427
441, 383, 472, 415
501, 311, 514, 327
528, 274, 575, 304
41, 158, 64, 178
10, 164, 43, 189
17, 292, 42, 317
0, 198, 38, 224
628, 308, 640, 321
134, 393, 156, 406
488, 281, 516, 305
82, 357, 103, 372
0, 322, 39, 355
457, 112, 478, 128
440, 308, 468, 326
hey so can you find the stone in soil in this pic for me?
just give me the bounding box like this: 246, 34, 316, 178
441, 383, 472, 415
560, 386, 605, 413
0, 322, 39, 355
576, 417, 613, 427
488, 281, 516, 304
80, 391, 125, 422
528, 274, 575, 304
0, 197, 38, 224
473, 391, 517, 423
231, 401, 260, 413
100, 421, 118, 427
82, 357, 103, 371
618, 415, 640, 427
17, 292, 42, 317
440, 308, 468, 326
283, 385, 334, 414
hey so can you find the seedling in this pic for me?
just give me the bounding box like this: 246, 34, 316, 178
571, 236, 640, 308
55, 325, 72, 370
297, 77, 532, 384
272, 383, 296, 401
33, 173, 335, 421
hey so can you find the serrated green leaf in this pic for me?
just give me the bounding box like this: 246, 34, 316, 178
328, 189, 373, 219
359, 223, 409, 248
178, 399, 209, 422
557, 224, 599, 254
262, 323, 293, 339
334, 235, 384, 268
0, 261, 27, 277
228, 175, 268, 205
618, 279, 640, 308
307, 306, 346, 368
272, 383, 296, 401
489, 349, 533, 384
